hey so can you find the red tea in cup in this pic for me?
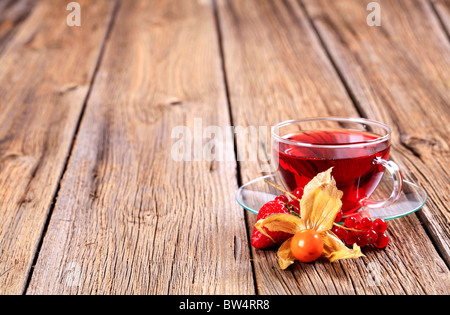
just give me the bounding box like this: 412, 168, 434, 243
272, 119, 402, 214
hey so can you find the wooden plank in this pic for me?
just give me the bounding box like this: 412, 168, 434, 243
27, 0, 254, 294
0, 0, 117, 294
0, 0, 36, 53
217, 0, 449, 294
431, 0, 450, 37
302, 0, 450, 265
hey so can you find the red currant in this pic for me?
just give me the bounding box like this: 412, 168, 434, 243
373, 218, 387, 233
275, 195, 289, 203
375, 232, 389, 248
331, 225, 347, 239
354, 221, 364, 230
331, 225, 339, 234
344, 231, 357, 245
364, 230, 378, 244
344, 216, 357, 228
334, 210, 343, 223
292, 187, 303, 199
356, 233, 368, 247
360, 217, 372, 230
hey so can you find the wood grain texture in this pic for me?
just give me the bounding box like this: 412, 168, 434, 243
27, 0, 254, 295
302, 0, 450, 265
0, 0, 117, 294
0, 0, 36, 53
431, 0, 450, 37
217, 0, 449, 294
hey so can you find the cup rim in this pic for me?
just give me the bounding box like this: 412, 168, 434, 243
271, 117, 392, 148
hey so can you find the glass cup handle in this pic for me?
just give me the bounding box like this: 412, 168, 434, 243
361, 157, 403, 209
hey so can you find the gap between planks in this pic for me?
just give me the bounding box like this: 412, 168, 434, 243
211, 0, 259, 295
430, 0, 450, 40
294, 0, 368, 119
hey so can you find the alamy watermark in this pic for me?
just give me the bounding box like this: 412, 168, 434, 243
67, 2, 81, 27
171, 118, 277, 173
64, 262, 82, 287
367, 2, 381, 27
66, 1, 380, 28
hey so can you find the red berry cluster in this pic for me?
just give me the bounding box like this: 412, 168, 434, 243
331, 217, 389, 249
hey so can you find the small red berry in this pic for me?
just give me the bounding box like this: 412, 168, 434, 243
356, 233, 368, 247
292, 187, 304, 199
344, 216, 357, 228
364, 230, 378, 244
373, 218, 388, 233
338, 229, 347, 239
332, 226, 347, 239
344, 231, 357, 245
334, 210, 343, 223
360, 217, 372, 230
275, 195, 289, 203
331, 225, 344, 238
354, 221, 364, 230
375, 232, 389, 249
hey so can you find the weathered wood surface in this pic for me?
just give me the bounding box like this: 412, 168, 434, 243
432, 0, 450, 36
0, 0, 36, 53
27, 0, 253, 294
0, 0, 117, 294
217, 0, 449, 294
0, 0, 447, 295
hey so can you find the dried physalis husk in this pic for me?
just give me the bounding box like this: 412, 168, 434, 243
255, 167, 364, 269
321, 230, 364, 262
277, 237, 296, 269
300, 167, 343, 232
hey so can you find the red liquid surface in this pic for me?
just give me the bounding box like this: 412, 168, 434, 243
276, 130, 390, 213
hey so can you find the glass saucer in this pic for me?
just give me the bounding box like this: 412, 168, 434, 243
236, 174, 427, 221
